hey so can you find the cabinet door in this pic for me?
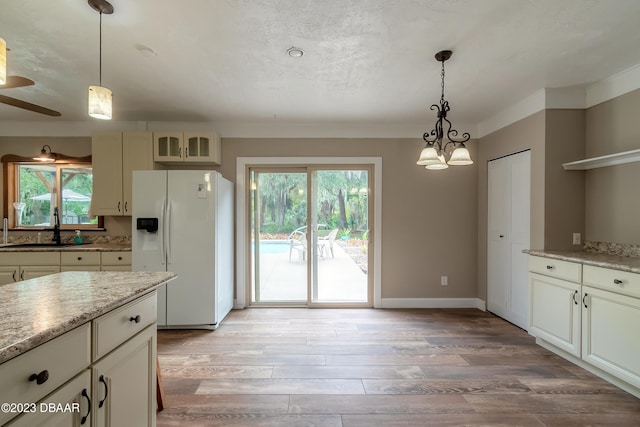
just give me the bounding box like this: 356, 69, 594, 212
122, 132, 154, 216
0, 266, 18, 285
183, 132, 221, 164
582, 286, 640, 388
153, 132, 183, 162
92, 325, 156, 427
92, 132, 124, 216
20, 266, 61, 281
529, 273, 581, 356
6, 370, 92, 427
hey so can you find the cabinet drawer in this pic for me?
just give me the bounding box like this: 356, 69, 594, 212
92, 291, 157, 361
0, 324, 90, 426
583, 265, 640, 299
101, 251, 132, 265
529, 256, 582, 283
0, 252, 60, 266
60, 252, 101, 266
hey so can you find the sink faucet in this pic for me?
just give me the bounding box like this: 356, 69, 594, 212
46, 207, 61, 245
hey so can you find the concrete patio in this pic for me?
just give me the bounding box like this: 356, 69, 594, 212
254, 240, 368, 303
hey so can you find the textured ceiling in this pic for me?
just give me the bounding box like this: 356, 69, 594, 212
1, 0, 640, 135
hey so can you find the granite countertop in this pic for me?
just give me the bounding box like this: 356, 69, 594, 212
0, 271, 176, 364
524, 249, 640, 274
0, 243, 131, 252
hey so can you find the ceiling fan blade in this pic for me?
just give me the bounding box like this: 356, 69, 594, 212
0, 76, 36, 89
0, 95, 62, 116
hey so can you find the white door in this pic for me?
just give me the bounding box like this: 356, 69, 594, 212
487, 150, 531, 329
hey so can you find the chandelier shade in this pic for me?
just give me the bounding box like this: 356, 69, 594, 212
417, 50, 472, 170
0, 37, 6, 85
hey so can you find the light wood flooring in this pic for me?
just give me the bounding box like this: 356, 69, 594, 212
156, 308, 640, 426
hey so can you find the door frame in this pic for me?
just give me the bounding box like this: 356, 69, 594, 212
236, 157, 382, 308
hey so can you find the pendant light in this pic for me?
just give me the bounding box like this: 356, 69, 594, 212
33, 145, 57, 162
0, 37, 6, 85
417, 50, 472, 170
88, 0, 114, 120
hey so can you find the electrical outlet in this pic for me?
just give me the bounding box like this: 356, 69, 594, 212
440, 276, 448, 286
572, 233, 581, 245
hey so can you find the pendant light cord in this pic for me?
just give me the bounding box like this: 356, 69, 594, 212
98, 12, 102, 86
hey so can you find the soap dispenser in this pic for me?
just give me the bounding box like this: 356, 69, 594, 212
74, 230, 83, 245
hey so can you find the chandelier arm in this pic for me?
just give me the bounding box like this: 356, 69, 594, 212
441, 116, 471, 144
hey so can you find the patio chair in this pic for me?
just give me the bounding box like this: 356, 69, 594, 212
288, 228, 307, 263
318, 228, 339, 259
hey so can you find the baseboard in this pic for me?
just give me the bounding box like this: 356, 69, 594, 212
379, 298, 486, 310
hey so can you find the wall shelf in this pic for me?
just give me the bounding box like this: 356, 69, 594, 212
563, 148, 640, 170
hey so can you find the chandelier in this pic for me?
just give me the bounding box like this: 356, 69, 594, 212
417, 50, 472, 170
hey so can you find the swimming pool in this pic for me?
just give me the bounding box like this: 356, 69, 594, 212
253, 240, 290, 254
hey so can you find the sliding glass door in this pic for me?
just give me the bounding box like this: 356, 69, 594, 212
250, 167, 371, 306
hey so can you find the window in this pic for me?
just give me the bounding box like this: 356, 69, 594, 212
3, 155, 102, 229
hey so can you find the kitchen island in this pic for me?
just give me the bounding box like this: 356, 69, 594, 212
0, 271, 176, 426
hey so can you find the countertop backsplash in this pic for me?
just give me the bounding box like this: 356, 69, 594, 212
1, 232, 131, 246
583, 241, 640, 258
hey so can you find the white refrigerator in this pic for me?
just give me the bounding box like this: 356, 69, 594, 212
132, 170, 234, 329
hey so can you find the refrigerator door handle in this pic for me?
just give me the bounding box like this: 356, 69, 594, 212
160, 196, 167, 266
166, 199, 173, 264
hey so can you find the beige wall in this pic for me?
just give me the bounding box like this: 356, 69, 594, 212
585, 89, 640, 245
477, 111, 545, 301
219, 138, 479, 299
476, 109, 586, 301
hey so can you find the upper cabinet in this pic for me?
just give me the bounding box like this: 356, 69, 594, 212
153, 131, 221, 165
92, 131, 154, 216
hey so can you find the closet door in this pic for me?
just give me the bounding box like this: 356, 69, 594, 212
487, 150, 531, 329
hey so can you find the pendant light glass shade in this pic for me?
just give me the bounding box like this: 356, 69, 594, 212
447, 145, 473, 165
425, 154, 449, 170
88, 85, 112, 120
0, 37, 6, 85
416, 146, 439, 165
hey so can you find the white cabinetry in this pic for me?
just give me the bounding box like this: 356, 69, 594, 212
92, 131, 154, 216
101, 252, 131, 271
60, 252, 101, 272
528, 257, 582, 356
153, 131, 220, 164
528, 255, 640, 397
0, 252, 60, 285
581, 266, 640, 389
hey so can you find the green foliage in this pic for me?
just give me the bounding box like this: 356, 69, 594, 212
251, 169, 369, 235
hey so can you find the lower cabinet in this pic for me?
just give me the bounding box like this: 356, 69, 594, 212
6, 371, 92, 427
529, 272, 581, 356
529, 255, 640, 396
92, 325, 156, 427
582, 285, 640, 389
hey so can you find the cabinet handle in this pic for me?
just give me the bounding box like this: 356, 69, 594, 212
98, 375, 109, 408
29, 370, 49, 385
499, 234, 504, 238
130, 315, 141, 323
613, 279, 623, 285
118, 256, 122, 260
185, 147, 189, 158
12, 270, 16, 281
546, 265, 554, 270
80, 388, 91, 425
179, 147, 182, 158
124, 201, 128, 213
117, 201, 121, 212
20, 270, 24, 280
77, 256, 82, 261
583, 293, 589, 309
572, 290, 579, 305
